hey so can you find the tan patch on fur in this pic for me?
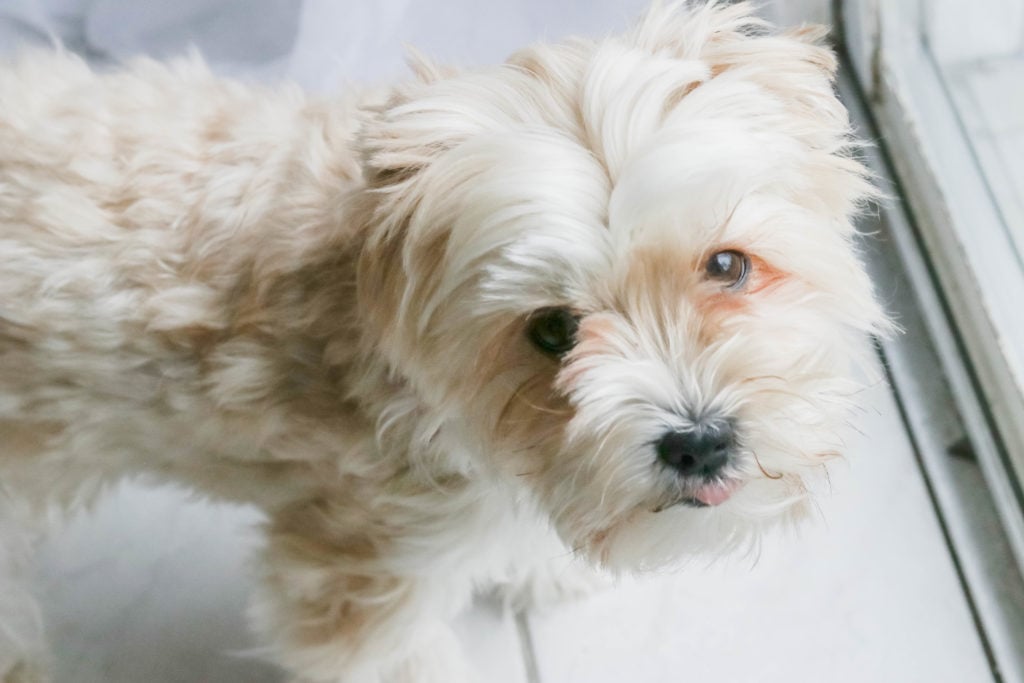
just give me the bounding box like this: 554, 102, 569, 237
511, 52, 559, 89
201, 108, 236, 146
619, 246, 793, 344
661, 78, 704, 118
467, 321, 571, 474
619, 247, 695, 312
745, 254, 790, 295
265, 496, 404, 650
697, 254, 790, 344
0, 421, 63, 456
557, 314, 618, 393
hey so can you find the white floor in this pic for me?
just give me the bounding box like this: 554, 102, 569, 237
34, 371, 993, 683
1, 1, 999, 682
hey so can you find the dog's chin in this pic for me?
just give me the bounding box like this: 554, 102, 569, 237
578, 478, 810, 571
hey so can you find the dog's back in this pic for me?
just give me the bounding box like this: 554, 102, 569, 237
0, 52, 370, 503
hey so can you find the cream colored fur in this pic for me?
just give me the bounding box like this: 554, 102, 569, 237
0, 3, 888, 682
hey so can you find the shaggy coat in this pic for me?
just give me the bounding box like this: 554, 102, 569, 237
0, 3, 885, 682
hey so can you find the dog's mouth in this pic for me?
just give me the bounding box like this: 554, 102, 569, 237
657, 478, 744, 512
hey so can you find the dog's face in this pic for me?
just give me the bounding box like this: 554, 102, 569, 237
357, 4, 887, 569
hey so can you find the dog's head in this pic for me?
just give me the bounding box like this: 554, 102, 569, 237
355, 2, 888, 569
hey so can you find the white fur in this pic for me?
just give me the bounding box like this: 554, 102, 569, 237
0, 3, 888, 681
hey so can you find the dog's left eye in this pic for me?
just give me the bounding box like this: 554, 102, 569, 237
704, 250, 750, 289
527, 307, 579, 357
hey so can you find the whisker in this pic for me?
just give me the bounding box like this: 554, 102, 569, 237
751, 450, 783, 479
496, 373, 571, 429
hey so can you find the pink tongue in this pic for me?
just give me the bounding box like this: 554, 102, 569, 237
694, 480, 741, 506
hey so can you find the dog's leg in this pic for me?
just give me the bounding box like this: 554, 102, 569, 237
491, 529, 611, 612
251, 496, 480, 683
0, 490, 49, 683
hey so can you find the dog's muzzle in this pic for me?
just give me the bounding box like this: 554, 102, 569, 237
656, 417, 741, 507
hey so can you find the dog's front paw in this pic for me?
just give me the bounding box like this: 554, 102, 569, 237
384, 627, 474, 683
496, 557, 612, 612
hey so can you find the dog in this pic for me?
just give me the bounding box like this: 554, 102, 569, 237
0, 2, 888, 681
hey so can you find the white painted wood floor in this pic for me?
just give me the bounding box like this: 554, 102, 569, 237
35, 369, 994, 683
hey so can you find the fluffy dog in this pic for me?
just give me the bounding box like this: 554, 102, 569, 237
0, 2, 887, 681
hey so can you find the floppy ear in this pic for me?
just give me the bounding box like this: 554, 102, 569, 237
352, 111, 428, 368
353, 57, 540, 366
353, 79, 468, 369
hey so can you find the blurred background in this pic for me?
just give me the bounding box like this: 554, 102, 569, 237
1, 1, 1023, 682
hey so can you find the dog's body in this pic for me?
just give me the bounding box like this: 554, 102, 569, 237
0, 3, 887, 682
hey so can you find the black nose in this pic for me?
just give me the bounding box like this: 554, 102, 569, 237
656, 419, 734, 477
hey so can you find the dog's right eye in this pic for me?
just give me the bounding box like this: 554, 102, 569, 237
527, 307, 579, 357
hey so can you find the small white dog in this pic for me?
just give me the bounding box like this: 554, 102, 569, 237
0, 2, 887, 681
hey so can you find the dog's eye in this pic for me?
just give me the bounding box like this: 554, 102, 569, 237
527, 307, 579, 356
704, 250, 750, 289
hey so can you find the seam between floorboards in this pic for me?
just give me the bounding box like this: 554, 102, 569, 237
513, 610, 542, 683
